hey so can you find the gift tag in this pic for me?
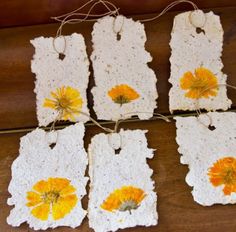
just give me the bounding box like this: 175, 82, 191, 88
31, 33, 90, 126
91, 15, 158, 121
7, 123, 88, 230
88, 129, 158, 232
175, 112, 236, 205
169, 10, 231, 112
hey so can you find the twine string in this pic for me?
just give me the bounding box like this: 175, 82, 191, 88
52, 0, 119, 55
194, 83, 236, 128
53, 0, 198, 25
53, 0, 119, 38
48, 109, 170, 135
52, 0, 199, 54
53, 11, 118, 24
140, 0, 198, 22
52, 0, 119, 21
52, 0, 97, 20
48, 110, 63, 146
49, 110, 63, 132
112, 15, 124, 35
78, 111, 114, 133
113, 112, 170, 133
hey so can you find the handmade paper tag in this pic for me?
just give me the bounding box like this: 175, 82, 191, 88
7, 123, 88, 230
175, 112, 236, 206
169, 10, 231, 112
91, 15, 158, 121
31, 33, 90, 126
88, 129, 158, 232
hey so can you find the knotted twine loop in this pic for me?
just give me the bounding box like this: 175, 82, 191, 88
188, 9, 207, 29
52, 36, 66, 56
108, 132, 123, 153
107, 112, 170, 151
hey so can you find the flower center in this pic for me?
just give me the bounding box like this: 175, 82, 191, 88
191, 83, 205, 89
114, 95, 130, 105
58, 97, 71, 109
42, 191, 60, 204
190, 76, 208, 89
223, 168, 236, 184
119, 200, 139, 212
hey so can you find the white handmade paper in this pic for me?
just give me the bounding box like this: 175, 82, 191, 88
31, 33, 90, 126
88, 129, 158, 232
169, 10, 231, 112
175, 112, 236, 206
7, 123, 88, 230
91, 15, 158, 121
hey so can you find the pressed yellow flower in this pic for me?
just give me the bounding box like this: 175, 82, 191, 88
43, 86, 83, 121
208, 157, 236, 195
26, 177, 78, 220
180, 67, 218, 99
108, 84, 139, 105
101, 186, 146, 212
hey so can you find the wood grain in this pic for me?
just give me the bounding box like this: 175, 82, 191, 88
0, 7, 236, 130
1, 120, 236, 232
1, 0, 236, 28
1, 2, 236, 231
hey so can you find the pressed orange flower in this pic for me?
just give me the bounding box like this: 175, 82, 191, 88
43, 86, 83, 121
208, 157, 236, 195
108, 84, 139, 105
26, 177, 78, 220
101, 186, 146, 212
180, 67, 218, 99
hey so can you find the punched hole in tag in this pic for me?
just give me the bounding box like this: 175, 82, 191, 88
114, 147, 121, 155
49, 142, 56, 149
196, 27, 205, 34
208, 124, 216, 131
116, 32, 121, 41
58, 53, 66, 60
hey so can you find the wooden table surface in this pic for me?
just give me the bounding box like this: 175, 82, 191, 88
0, 0, 236, 231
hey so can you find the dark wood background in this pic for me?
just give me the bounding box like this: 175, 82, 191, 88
0, 0, 236, 231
